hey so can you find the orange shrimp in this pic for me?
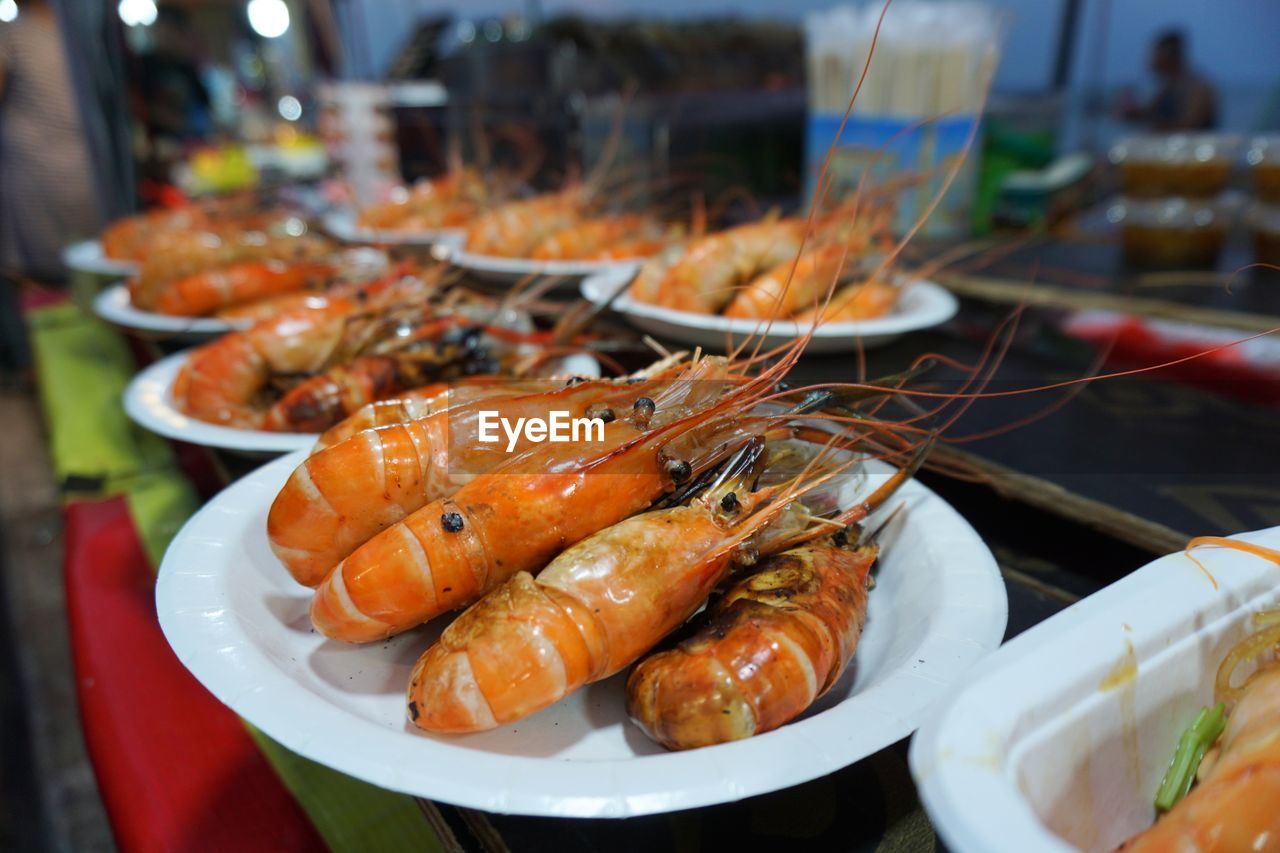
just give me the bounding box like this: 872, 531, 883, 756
1119, 617, 1280, 852
462, 191, 585, 257
150, 260, 335, 317
172, 299, 359, 429
722, 243, 855, 320
259, 337, 501, 435
171, 268, 443, 428
307, 353, 789, 642
627, 537, 876, 749
268, 361, 704, 586
587, 235, 669, 261
530, 215, 661, 261
211, 254, 399, 324
256, 305, 566, 433
651, 218, 808, 313
310, 350, 693, 450
404, 434, 913, 734
130, 228, 331, 310
356, 169, 485, 230
102, 207, 211, 261
629, 244, 687, 303
794, 277, 899, 323
215, 292, 333, 324
312, 376, 541, 450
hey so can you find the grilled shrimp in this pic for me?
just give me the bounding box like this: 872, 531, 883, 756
356, 169, 486, 230
793, 278, 899, 324
627, 537, 876, 749
150, 260, 335, 317
650, 218, 808, 313
269, 360, 704, 586
313, 351, 690, 450
130, 227, 331, 310
171, 268, 440, 429
102, 206, 212, 261
306, 351, 794, 642
257, 319, 510, 433
463, 191, 585, 257
215, 292, 332, 324
404, 433, 916, 734
312, 376, 542, 450
721, 243, 855, 320
171, 299, 360, 429
530, 215, 665, 261
210, 251, 398, 324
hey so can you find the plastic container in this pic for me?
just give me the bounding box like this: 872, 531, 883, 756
1246, 202, 1280, 268
1110, 134, 1238, 199
803, 2, 1002, 238
910, 526, 1280, 853
1107, 196, 1228, 269
1246, 136, 1280, 204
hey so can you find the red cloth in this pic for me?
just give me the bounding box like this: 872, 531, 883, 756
1063, 313, 1280, 406
64, 497, 325, 853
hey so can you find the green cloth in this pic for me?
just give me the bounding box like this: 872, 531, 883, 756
247, 727, 449, 853
28, 301, 445, 852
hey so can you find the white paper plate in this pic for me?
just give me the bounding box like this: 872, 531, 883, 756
322, 209, 465, 248
93, 282, 244, 339
62, 240, 139, 278
156, 450, 1006, 817
581, 266, 959, 354
448, 247, 648, 286
910, 526, 1280, 853
123, 350, 315, 454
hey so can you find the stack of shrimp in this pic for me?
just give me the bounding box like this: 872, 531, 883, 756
632, 201, 901, 325
127, 214, 338, 319
263, 310, 933, 748
172, 264, 607, 432
463, 187, 677, 261
356, 168, 489, 232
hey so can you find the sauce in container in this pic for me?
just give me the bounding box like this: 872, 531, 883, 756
1109, 197, 1228, 269
1111, 134, 1238, 199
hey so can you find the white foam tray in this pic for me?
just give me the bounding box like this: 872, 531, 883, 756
911, 526, 1280, 852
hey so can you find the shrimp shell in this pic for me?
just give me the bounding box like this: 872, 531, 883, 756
626, 540, 876, 750
1119, 665, 1280, 851
269, 368, 697, 586
653, 219, 807, 313
151, 260, 334, 317
307, 359, 753, 640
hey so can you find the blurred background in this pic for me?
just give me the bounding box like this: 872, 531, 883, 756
2, 2, 1280, 852
8, 0, 1278, 227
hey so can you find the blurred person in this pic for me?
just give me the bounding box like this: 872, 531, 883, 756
1123, 29, 1218, 131
0, 0, 101, 372
134, 6, 212, 145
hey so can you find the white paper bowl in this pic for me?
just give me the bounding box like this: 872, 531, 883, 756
580, 266, 958, 354
62, 240, 139, 278
910, 526, 1280, 853
155, 448, 1005, 817
93, 282, 245, 340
